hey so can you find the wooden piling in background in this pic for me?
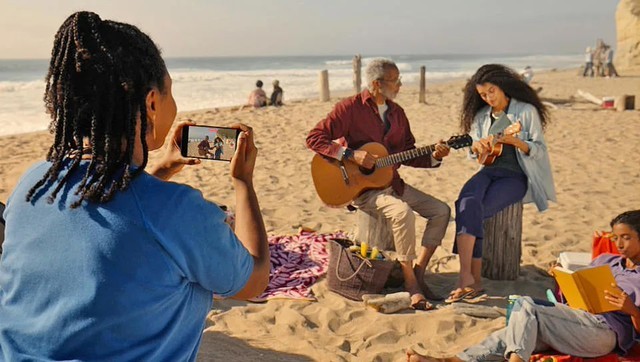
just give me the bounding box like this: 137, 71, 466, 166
319, 70, 330, 102
353, 55, 362, 94
419, 66, 426, 104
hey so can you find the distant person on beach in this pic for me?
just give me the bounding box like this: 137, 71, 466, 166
198, 135, 214, 158
248, 80, 267, 108
447, 64, 556, 303
520, 66, 534, 84
213, 136, 224, 160
0, 11, 269, 361
270, 79, 284, 106
408, 209, 640, 362
306, 58, 452, 310
604, 45, 619, 78
583, 47, 595, 77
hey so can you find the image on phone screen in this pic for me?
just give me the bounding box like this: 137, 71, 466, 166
181, 125, 240, 162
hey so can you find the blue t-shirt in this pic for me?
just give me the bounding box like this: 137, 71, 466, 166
0, 161, 253, 361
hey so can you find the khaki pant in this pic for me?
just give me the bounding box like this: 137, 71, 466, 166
353, 185, 450, 261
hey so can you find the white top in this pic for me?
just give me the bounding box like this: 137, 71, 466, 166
585, 51, 593, 63
377, 103, 388, 123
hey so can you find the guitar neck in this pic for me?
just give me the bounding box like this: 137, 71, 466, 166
375, 144, 438, 168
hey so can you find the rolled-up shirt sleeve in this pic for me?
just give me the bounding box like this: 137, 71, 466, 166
467, 116, 482, 160
518, 105, 547, 161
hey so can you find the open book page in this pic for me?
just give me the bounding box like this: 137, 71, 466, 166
574, 265, 619, 314
553, 265, 620, 314
553, 266, 589, 312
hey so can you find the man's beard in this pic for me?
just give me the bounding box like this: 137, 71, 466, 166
381, 88, 397, 100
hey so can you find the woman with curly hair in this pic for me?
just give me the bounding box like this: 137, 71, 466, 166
448, 64, 556, 302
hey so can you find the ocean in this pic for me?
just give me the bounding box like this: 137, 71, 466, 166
0, 53, 581, 136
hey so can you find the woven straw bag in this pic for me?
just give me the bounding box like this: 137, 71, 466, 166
326, 238, 394, 301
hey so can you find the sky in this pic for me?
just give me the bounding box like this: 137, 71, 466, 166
0, 0, 619, 59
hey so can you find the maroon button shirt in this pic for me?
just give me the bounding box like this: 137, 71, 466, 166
306, 89, 438, 196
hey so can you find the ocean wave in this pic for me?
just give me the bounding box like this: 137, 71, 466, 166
0, 80, 43, 93
324, 58, 413, 71
171, 68, 353, 83
324, 59, 352, 66
0, 53, 583, 136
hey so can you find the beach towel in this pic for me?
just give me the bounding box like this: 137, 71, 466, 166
530, 351, 640, 362
529, 353, 617, 362
249, 230, 346, 302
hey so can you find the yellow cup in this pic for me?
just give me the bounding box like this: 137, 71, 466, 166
360, 242, 368, 258
370, 247, 379, 260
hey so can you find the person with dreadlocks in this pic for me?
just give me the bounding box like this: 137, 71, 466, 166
0, 11, 269, 360
446, 64, 556, 303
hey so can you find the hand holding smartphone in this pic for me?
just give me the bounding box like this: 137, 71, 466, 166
180, 125, 241, 162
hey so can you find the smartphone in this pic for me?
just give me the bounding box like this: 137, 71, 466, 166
180, 125, 240, 162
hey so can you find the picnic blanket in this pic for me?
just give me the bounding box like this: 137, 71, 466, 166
249, 230, 346, 302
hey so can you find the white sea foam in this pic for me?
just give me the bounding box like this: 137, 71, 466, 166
0, 54, 581, 136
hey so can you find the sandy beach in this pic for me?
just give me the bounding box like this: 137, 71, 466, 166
1, 68, 639, 361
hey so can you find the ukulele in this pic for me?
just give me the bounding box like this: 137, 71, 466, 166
310, 134, 472, 207
477, 121, 522, 166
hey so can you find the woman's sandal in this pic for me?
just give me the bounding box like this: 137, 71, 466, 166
444, 287, 484, 303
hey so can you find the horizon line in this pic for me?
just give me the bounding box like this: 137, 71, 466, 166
0, 51, 583, 62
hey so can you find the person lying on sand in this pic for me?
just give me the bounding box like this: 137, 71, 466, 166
408, 210, 640, 361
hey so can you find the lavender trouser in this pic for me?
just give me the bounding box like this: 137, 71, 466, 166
453, 167, 528, 258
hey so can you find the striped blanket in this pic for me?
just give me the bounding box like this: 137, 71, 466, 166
249, 231, 346, 302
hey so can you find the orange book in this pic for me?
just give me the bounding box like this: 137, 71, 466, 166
553, 264, 620, 314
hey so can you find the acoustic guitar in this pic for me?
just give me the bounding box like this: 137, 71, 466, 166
477, 121, 522, 166
311, 134, 472, 207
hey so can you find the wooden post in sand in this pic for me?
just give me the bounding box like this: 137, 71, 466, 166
419, 66, 426, 104
320, 70, 330, 102
0, 202, 5, 252
353, 54, 362, 94
481, 201, 523, 280
615, 95, 635, 111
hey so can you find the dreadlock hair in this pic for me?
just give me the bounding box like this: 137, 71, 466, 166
611, 210, 640, 236
27, 11, 167, 208
460, 64, 549, 134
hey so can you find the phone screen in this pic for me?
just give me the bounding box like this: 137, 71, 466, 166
181, 125, 240, 162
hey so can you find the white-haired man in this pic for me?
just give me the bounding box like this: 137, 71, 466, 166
306, 59, 451, 309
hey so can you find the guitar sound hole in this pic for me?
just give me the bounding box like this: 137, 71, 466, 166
359, 166, 375, 175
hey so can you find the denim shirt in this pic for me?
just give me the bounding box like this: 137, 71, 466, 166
469, 98, 557, 211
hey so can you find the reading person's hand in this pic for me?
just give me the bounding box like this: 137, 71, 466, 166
604, 284, 638, 316
547, 260, 559, 276
230, 123, 257, 184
